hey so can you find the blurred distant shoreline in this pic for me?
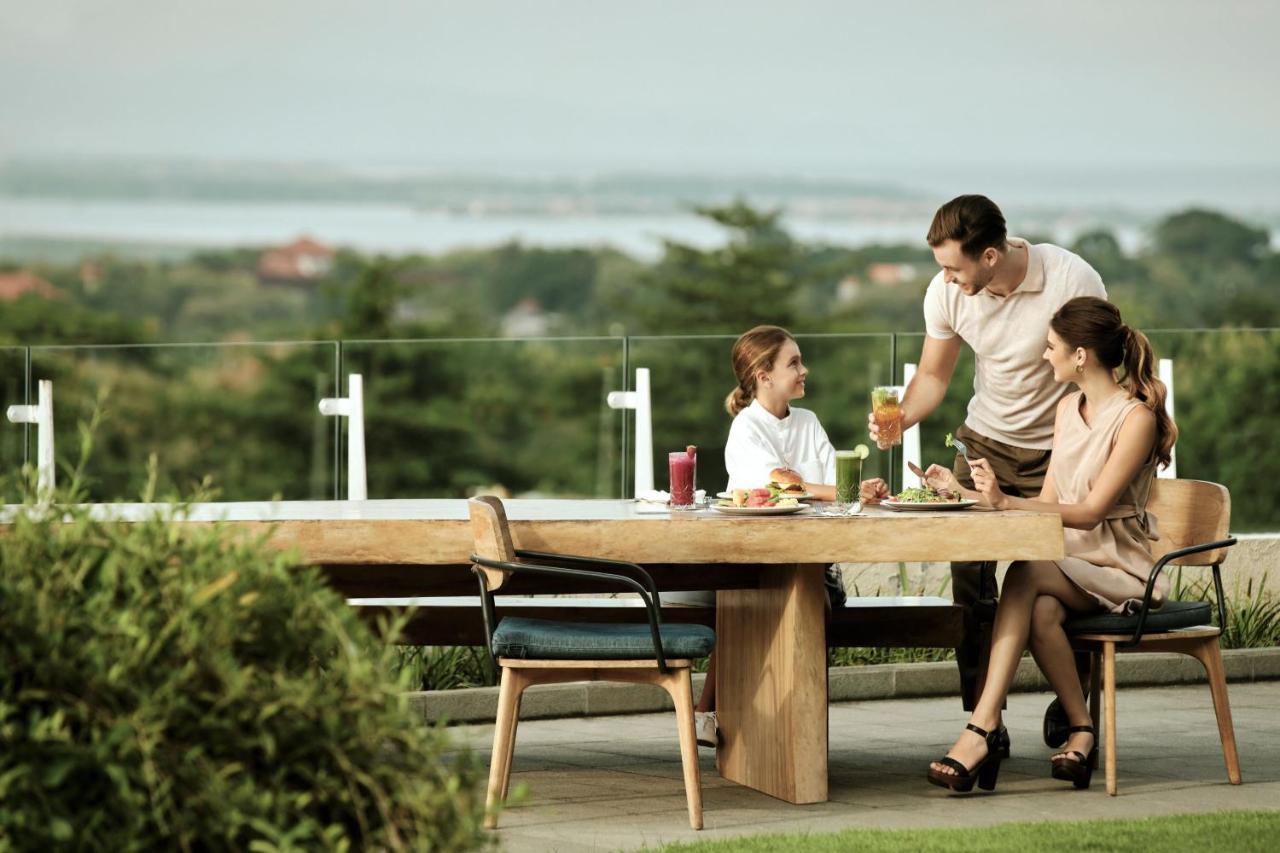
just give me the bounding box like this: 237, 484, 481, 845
1, 158, 1276, 262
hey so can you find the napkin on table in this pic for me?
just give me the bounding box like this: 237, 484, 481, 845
635, 489, 707, 513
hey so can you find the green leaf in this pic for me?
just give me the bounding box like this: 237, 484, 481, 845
50, 818, 74, 841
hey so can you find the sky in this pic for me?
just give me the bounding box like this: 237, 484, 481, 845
2, 0, 1279, 185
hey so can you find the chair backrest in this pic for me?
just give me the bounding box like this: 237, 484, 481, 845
468, 496, 516, 592
1147, 479, 1232, 566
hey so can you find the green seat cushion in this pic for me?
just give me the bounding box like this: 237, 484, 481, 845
1065, 600, 1212, 635
492, 616, 715, 660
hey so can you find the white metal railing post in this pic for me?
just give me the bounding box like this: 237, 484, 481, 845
319, 373, 368, 500
901, 364, 921, 486
606, 367, 653, 498
6, 379, 55, 497
1159, 358, 1176, 479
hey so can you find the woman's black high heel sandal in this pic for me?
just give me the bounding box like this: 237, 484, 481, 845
927, 723, 1004, 793
997, 724, 1011, 759
1050, 725, 1098, 789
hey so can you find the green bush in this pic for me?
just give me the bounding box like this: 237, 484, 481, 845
0, 478, 489, 850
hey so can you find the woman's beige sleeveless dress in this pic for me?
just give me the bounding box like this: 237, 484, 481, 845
1051, 390, 1164, 613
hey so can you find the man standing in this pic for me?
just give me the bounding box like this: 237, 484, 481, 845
869, 194, 1106, 737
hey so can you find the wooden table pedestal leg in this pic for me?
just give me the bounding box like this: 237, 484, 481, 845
716, 563, 828, 804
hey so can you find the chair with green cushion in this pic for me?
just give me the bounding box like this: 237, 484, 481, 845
468, 496, 715, 830
1066, 479, 1241, 795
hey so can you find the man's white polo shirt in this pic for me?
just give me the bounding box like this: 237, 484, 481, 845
923, 238, 1107, 449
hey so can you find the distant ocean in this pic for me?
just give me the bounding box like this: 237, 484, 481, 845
0, 195, 1177, 261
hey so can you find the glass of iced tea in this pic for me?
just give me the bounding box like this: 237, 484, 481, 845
872, 386, 903, 445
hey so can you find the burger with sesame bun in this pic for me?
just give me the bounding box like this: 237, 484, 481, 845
768, 468, 806, 497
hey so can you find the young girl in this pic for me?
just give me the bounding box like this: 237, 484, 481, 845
923, 297, 1177, 792
689, 325, 887, 749
724, 325, 887, 503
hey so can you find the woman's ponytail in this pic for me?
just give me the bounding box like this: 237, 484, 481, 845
1122, 326, 1178, 468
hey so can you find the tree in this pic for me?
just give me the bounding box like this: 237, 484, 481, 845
0, 295, 149, 346
344, 258, 398, 338
486, 243, 599, 316
1072, 228, 1134, 284
611, 201, 812, 334
1153, 209, 1269, 266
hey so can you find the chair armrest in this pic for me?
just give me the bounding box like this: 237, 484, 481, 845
471, 554, 671, 672
514, 549, 663, 613
1125, 537, 1238, 646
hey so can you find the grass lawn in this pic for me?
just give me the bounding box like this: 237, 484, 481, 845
659, 810, 1280, 852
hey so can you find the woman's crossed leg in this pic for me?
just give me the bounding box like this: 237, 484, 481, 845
930, 559, 1099, 778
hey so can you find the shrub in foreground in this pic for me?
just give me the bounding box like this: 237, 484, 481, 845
0, 487, 488, 851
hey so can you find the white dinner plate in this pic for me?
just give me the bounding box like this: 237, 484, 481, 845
881, 498, 978, 512
710, 503, 811, 516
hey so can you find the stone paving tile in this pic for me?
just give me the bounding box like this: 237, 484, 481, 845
502, 784, 671, 812
506, 788, 693, 819
601, 760, 737, 787
508, 744, 672, 770
446, 681, 1280, 852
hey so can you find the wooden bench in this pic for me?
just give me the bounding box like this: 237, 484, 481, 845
353, 593, 967, 650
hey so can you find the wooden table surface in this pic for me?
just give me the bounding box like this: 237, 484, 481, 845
77, 498, 1064, 566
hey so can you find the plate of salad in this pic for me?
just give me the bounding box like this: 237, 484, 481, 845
882, 485, 978, 512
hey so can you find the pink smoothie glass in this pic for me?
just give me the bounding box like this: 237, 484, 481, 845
668, 447, 697, 508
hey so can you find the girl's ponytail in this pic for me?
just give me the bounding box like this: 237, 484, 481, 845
725, 385, 754, 417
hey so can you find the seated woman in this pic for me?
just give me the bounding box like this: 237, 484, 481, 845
923, 297, 1176, 792
683, 324, 888, 748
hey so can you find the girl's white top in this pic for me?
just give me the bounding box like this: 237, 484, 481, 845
724, 399, 836, 491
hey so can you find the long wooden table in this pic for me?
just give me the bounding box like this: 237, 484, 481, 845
85, 498, 1065, 805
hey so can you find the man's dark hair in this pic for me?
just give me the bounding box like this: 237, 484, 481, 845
926, 195, 1008, 258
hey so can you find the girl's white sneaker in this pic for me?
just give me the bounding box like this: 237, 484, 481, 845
695, 711, 719, 748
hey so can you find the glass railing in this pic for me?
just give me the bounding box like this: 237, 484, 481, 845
4, 330, 1276, 530
894, 333, 979, 482
0, 347, 28, 480
338, 337, 626, 499
1144, 329, 1280, 532
24, 342, 340, 501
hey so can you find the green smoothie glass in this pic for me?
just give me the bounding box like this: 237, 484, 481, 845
835, 444, 870, 509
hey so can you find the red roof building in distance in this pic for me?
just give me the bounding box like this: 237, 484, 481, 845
257, 236, 336, 283
866, 262, 921, 286
0, 271, 66, 302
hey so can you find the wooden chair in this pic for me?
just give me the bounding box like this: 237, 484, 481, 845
1065, 479, 1241, 795
467, 496, 715, 830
